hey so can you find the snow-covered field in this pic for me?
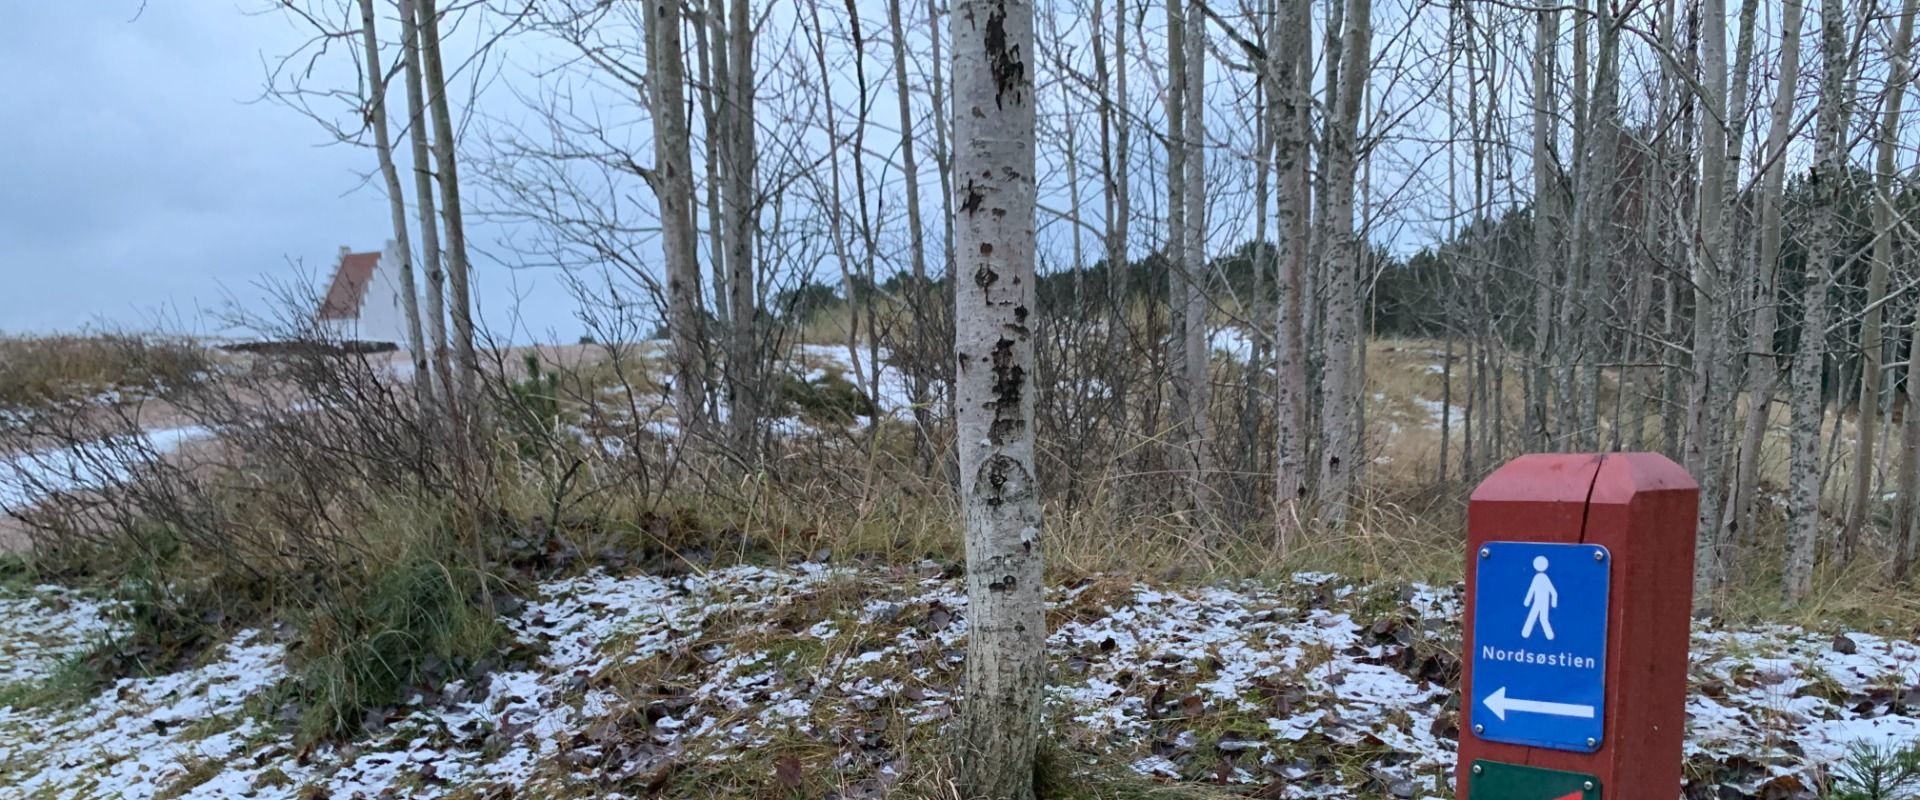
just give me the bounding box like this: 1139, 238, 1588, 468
0, 567, 1915, 798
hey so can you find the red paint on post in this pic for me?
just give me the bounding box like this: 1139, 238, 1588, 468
1458, 453, 1698, 799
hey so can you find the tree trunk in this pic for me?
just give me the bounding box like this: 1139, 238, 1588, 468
951, 0, 1042, 794
927, 0, 955, 320
416, 0, 479, 418
1178, 0, 1213, 523
1844, 0, 1912, 563
1272, 0, 1311, 538
1164, 0, 1191, 516
1053, 8, 1086, 309
1883, 0, 1920, 580
647, 0, 711, 439
1729, 0, 1803, 548
1582, 0, 1621, 452
398, 0, 452, 425
1528, 3, 1559, 452
1314, 0, 1370, 530
724, 0, 758, 458
1558, 0, 1588, 450
1096, 0, 1135, 503
1688, 0, 1733, 606
1113, 0, 1137, 505
356, 0, 431, 406
696, 15, 729, 327
1786, 0, 1850, 603
888, 0, 932, 469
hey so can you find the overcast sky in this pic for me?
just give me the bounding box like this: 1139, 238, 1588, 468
0, 1, 583, 342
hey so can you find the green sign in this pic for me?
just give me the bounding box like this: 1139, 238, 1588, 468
1467, 760, 1601, 800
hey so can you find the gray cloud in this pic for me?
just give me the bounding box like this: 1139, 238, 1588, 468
0, 1, 583, 342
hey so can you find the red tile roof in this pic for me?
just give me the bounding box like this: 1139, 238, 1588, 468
319, 251, 381, 321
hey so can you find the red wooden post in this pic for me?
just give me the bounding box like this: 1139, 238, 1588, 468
1458, 453, 1698, 799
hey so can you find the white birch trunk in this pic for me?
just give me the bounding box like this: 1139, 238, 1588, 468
356, 0, 431, 407
888, 0, 933, 465
1273, 0, 1311, 536
416, 0, 479, 417
1314, 0, 1370, 530
1688, 0, 1733, 604
951, 0, 1043, 794
1786, 0, 1850, 603
1179, 0, 1213, 522
647, 0, 711, 438
1844, 0, 1912, 562
1729, 0, 1804, 547
398, 0, 452, 424
1882, 0, 1920, 580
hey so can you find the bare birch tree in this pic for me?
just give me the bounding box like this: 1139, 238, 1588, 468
1728, 0, 1805, 548
354, 0, 431, 407
1844, 0, 1915, 564
1314, 0, 1370, 529
415, 0, 480, 416
889, 0, 934, 466
1687, 0, 1734, 604
725, 0, 758, 458
951, 0, 1043, 794
1095, 0, 1135, 499
1880, 0, 1920, 581
1178, 0, 1213, 522
1786, 0, 1851, 603
1527, 3, 1558, 452
646, 0, 712, 438
1272, 0, 1310, 538
399, 0, 453, 421
1163, 0, 1198, 516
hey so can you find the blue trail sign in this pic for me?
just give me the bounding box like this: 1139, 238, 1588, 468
1470, 541, 1611, 752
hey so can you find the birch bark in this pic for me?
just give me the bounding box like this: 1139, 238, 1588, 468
355, 0, 431, 407
1785, 0, 1851, 603
951, 0, 1043, 793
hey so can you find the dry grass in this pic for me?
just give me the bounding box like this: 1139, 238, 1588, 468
0, 334, 212, 409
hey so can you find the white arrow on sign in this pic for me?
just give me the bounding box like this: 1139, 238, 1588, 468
1481, 686, 1596, 722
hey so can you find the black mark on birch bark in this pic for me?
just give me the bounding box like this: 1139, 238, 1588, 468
986, 338, 1025, 443
983, 0, 1025, 109
977, 453, 1032, 509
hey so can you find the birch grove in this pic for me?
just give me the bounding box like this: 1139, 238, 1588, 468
275, 5, 1920, 770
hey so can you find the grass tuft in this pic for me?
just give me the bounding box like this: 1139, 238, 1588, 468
289, 500, 508, 744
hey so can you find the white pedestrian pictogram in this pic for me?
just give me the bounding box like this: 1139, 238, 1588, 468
1521, 555, 1558, 640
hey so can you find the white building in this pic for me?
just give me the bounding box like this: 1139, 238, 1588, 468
316, 242, 411, 347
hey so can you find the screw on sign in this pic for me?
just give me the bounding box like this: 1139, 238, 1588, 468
1456, 454, 1698, 800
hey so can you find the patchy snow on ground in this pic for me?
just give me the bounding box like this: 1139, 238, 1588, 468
1411, 398, 1467, 432
0, 567, 1915, 798
1211, 326, 1261, 363
0, 585, 122, 686
794, 343, 921, 422
0, 425, 212, 511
